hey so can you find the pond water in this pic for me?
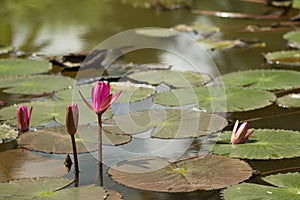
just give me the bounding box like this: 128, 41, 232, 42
1, 0, 300, 199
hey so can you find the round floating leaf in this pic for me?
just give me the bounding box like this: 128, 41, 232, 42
0, 177, 107, 199
0, 46, 13, 55
127, 70, 211, 88
220, 69, 300, 90
283, 30, 300, 48
263, 50, 300, 66
18, 125, 130, 154
154, 86, 276, 112
198, 39, 244, 50
0, 75, 74, 95
276, 93, 300, 108
0, 149, 67, 182
0, 59, 50, 78
0, 125, 18, 145
135, 28, 178, 37
211, 129, 300, 159
223, 172, 300, 200
108, 155, 252, 192
105, 109, 227, 139
172, 23, 219, 34
0, 101, 112, 127
56, 81, 156, 104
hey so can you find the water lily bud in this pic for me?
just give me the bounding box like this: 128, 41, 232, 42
231, 120, 254, 144
66, 104, 79, 135
16, 105, 32, 132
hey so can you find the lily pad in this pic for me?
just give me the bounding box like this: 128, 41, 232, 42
127, 70, 211, 88
0, 101, 112, 127
56, 81, 156, 104
220, 69, 300, 90
283, 30, 300, 48
0, 59, 50, 78
276, 93, 300, 108
172, 23, 220, 34
0, 75, 74, 95
108, 155, 252, 192
0, 46, 13, 55
0, 149, 67, 182
0, 177, 107, 199
135, 28, 178, 38
0, 125, 18, 145
223, 172, 300, 200
105, 109, 227, 139
18, 125, 131, 154
154, 86, 276, 112
211, 129, 300, 159
198, 39, 244, 50
263, 50, 300, 66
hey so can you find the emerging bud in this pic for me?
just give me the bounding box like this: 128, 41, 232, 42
66, 104, 79, 135
231, 120, 254, 144
16, 105, 32, 132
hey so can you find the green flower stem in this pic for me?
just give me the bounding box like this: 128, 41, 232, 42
97, 114, 103, 187
70, 134, 79, 187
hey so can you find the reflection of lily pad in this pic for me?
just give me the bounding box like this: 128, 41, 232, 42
223, 173, 300, 200
135, 28, 178, 38
105, 109, 227, 139
0, 59, 50, 78
0, 125, 18, 145
211, 129, 300, 159
108, 155, 252, 192
18, 125, 130, 154
127, 70, 211, 88
0, 149, 67, 182
0, 177, 107, 199
283, 30, 300, 48
220, 70, 300, 90
0, 101, 112, 126
276, 93, 300, 108
154, 86, 276, 112
57, 81, 156, 104
263, 50, 300, 66
0, 75, 74, 95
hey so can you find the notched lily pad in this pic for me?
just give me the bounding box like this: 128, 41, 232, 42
0, 177, 107, 199
276, 93, 300, 108
108, 155, 252, 192
0, 59, 50, 78
223, 172, 300, 200
127, 70, 211, 88
211, 129, 300, 159
0, 149, 67, 182
18, 125, 130, 154
0, 75, 74, 95
263, 50, 300, 66
220, 69, 300, 90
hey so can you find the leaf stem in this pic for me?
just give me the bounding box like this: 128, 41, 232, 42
256, 166, 300, 176
70, 134, 79, 187
241, 110, 300, 123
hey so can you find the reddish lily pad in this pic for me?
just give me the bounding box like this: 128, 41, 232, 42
0, 149, 67, 182
108, 155, 252, 192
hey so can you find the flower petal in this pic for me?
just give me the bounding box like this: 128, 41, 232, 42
78, 89, 95, 112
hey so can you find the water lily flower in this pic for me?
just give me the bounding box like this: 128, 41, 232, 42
231, 120, 254, 144
79, 81, 122, 116
16, 105, 33, 132
66, 104, 79, 135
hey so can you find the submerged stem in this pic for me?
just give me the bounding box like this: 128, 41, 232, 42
70, 134, 79, 187
97, 114, 103, 187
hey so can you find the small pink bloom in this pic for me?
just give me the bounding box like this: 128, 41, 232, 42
231, 120, 254, 144
16, 105, 33, 132
79, 81, 122, 115
66, 104, 79, 135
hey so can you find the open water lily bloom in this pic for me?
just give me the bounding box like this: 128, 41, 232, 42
16, 105, 33, 132
79, 81, 122, 115
231, 120, 254, 144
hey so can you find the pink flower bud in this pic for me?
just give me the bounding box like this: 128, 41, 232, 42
231, 120, 254, 144
16, 105, 32, 132
66, 104, 79, 135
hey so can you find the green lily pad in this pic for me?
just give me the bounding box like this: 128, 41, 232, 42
0, 125, 18, 145
0, 75, 74, 95
108, 155, 252, 192
127, 70, 211, 88
0, 101, 112, 127
0, 59, 50, 78
0, 177, 107, 199
276, 93, 300, 108
172, 23, 220, 34
220, 69, 300, 90
263, 50, 300, 66
105, 109, 227, 139
223, 172, 300, 200
0, 46, 13, 55
198, 39, 244, 50
135, 28, 178, 38
283, 30, 300, 48
154, 86, 276, 112
56, 81, 156, 104
0, 149, 67, 183
18, 125, 131, 154
211, 129, 300, 159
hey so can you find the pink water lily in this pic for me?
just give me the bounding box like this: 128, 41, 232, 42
79, 81, 122, 115
66, 104, 79, 135
231, 120, 254, 144
16, 105, 33, 132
